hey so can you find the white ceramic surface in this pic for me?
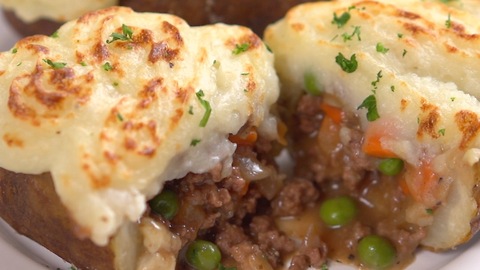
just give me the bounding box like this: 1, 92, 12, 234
0, 8, 479, 270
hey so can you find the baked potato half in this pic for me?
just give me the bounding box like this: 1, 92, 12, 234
265, 0, 480, 251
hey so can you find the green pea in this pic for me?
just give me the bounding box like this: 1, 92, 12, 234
148, 189, 179, 220
357, 235, 396, 269
304, 72, 322, 96
319, 195, 357, 227
378, 158, 404, 176
186, 240, 222, 270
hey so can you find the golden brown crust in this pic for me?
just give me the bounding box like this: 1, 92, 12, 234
0, 168, 115, 270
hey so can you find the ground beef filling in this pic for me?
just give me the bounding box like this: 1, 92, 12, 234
147, 93, 425, 270
147, 136, 327, 269
288, 94, 426, 268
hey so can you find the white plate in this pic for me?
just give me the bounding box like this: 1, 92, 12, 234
0, 8, 479, 270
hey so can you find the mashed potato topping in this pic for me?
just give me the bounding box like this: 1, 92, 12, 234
265, 0, 480, 250
0, 0, 118, 22
0, 6, 279, 245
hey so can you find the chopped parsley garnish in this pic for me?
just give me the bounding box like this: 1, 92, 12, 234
445, 13, 452, 28
80, 61, 87, 66
11, 48, 17, 54
116, 113, 124, 121
321, 264, 329, 270
51, 31, 59, 38
106, 24, 134, 44
397, 33, 404, 38
190, 139, 201, 146
332, 11, 351, 28
402, 49, 408, 57
232, 43, 250, 55
102, 62, 113, 71
195, 90, 212, 127
438, 128, 446, 136
342, 26, 361, 42
265, 43, 273, 53
358, 94, 380, 121
376, 42, 389, 53
426, 208, 434, 215
43, 59, 66, 69
16, 62, 22, 66
450, 97, 456, 102
241, 72, 250, 76
303, 72, 322, 96
335, 53, 358, 73
188, 106, 194, 115
390, 85, 395, 92
371, 70, 383, 91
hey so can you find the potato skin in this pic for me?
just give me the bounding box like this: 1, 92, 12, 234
0, 168, 115, 270
119, 0, 313, 35
3, 9, 61, 36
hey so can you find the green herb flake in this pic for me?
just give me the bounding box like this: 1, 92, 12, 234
332, 11, 351, 28
397, 33, 404, 38
102, 62, 113, 71
232, 43, 250, 55
438, 128, 446, 136
445, 13, 452, 28
390, 85, 395, 92
116, 113, 124, 121
321, 263, 329, 270
402, 49, 408, 57
241, 72, 250, 76
190, 139, 201, 146
16, 62, 22, 66
265, 43, 273, 53
51, 31, 59, 38
80, 61, 87, 66
11, 48, 17, 54
342, 26, 361, 42
212, 59, 221, 69
426, 208, 434, 215
43, 59, 67, 69
376, 42, 390, 53
188, 106, 194, 115
303, 72, 322, 96
106, 24, 134, 44
357, 94, 380, 121
335, 53, 358, 73
451, 97, 456, 102
371, 70, 383, 90
195, 90, 212, 127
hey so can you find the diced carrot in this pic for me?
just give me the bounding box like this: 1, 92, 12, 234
229, 128, 258, 146
277, 120, 288, 146
362, 130, 398, 158
240, 180, 250, 196
405, 160, 439, 205
399, 177, 410, 196
319, 102, 343, 124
